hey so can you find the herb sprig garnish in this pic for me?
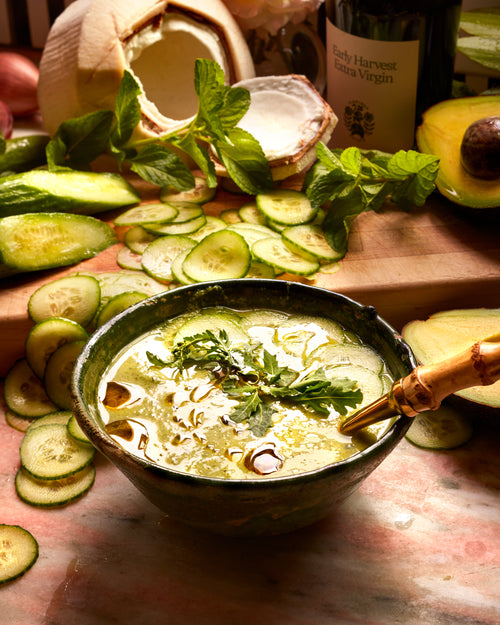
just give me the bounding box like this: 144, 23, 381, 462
45, 59, 273, 195
148, 330, 363, 437
303, 142, 440, 259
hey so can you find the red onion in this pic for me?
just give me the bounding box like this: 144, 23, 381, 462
0, 100, 13, 139
0, 52, 39, 117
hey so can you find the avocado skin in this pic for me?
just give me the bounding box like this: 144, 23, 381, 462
460, 116, 500, 181
416, 95, 500, 209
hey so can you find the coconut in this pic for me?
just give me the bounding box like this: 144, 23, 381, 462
37, 0, 255, 140
215, 74, 338, 181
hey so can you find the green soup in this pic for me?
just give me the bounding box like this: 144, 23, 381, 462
98, 307, 394, 479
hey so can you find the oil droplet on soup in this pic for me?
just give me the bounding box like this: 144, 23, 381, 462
98, 307, 394, 479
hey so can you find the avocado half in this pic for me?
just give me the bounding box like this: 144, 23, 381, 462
416, 95, 500, 209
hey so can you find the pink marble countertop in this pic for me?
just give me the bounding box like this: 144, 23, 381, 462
1, 401, 499, 625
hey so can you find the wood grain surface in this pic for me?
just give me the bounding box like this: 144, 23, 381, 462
1, 173, 499, 377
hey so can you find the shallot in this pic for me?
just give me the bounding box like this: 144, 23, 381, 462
0, 100, 13, 138
0, 52, 39, 117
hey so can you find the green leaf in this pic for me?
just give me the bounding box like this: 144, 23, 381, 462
0, 132, 5, 155
46, 110, 114, 169
247, 402, 274, 437
172, 133, 218, 187
321, 187, 366, 259
112, 69, 142, 147
146, 351, 170, 367
217, 86, 251, 131
229, 390, 261, 424
129, 144, 195, 188
387, 150, 439, 209
215, 127, 273, 195
270, 368, 362, 416
457, 35, 500, 72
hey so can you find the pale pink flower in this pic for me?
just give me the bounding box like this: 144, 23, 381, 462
222, 0, 324, 35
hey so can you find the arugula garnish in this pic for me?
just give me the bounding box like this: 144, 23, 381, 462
303, 143, 440, 259
155, 330, 362, 437
46, 59, 273, 195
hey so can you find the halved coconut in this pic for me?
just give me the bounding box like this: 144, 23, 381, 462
215, 74, 337, 181
37, 0, 255, 140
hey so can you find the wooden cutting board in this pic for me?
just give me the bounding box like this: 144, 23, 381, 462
1, 174, 499, 377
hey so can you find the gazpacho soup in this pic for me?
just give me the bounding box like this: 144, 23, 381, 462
98, 307, 394, 479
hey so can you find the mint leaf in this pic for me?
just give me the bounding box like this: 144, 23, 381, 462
215, 127, 273, 195
172, 133, 218, 188
112, 69, 142, 147
387, 150, 440, 209
129, 144, 195, 189
46, 110, 114, 169
304, 143, 439, 258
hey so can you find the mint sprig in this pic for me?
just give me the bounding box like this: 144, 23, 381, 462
161, 330, 362, 437
46, 59, 273, 195
303, 143, 440, 258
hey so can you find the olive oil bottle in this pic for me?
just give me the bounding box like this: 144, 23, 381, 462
325, 0, 462, 152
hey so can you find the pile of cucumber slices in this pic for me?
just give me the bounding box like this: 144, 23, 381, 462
116, 181, 343, 283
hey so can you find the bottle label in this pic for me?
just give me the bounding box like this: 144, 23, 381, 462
326, 21, 419, 152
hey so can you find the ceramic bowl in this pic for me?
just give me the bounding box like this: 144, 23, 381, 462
72, 280, 417, 536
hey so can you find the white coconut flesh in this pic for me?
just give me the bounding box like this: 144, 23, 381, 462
37, 0, 255, 139
224, 74, 337, 180
124, 13, 230, 128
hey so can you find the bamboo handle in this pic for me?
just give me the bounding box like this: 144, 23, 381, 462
397, 340, 500, 417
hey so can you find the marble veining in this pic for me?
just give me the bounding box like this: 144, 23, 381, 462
1, 408, 499, 625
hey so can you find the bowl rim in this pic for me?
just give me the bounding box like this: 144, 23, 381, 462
72, 279, 416, 489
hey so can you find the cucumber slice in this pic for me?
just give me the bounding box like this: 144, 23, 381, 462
26, 410, 73, 432
308, 342, 385, 374
144, 213, 206, 236
142, 235, 196, 283
4, 410, 36, 432
116, 246, 143, 270
114, 202, 178, 226
160, 176, 216, 204
182, 230, 251, 282
326, 363, 384, 406
245, 261, 276, 279
0, 212, 117, 272
67, 414, 91, 444
124, 225, 158, 254
27, 274, 101, 326
15, 464, 95, 507
44, 339, 86, 410
252, 237, 319, 276
89, 271, 166, 307
282, 224, 343, 262
220, 208, 242, 224
0, 135, 49, 174
227, 223, 280, 254
238, 202, 268, 225
174, 310, 248, 345
0, 524, 38, 585
170, 249, 196, 285
256, 189, 316, 225
19, 422, 95, 480
188, 215, 226, 242
405, 403, 474, 450
25, 317, 88, 379
0, 170, 139, 217
96, 291, 148, 328
4, 359, 57, 418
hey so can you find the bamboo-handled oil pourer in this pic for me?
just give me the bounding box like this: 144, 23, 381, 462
339, 337, 500, 436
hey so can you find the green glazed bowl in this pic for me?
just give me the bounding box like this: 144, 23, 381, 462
72, 280, 417, 536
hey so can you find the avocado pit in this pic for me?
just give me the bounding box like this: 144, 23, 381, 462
460, 116, 500, 181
